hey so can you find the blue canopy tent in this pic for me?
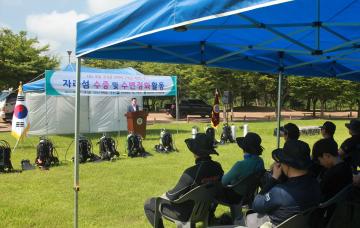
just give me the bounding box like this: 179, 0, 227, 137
75, 0, 360, 226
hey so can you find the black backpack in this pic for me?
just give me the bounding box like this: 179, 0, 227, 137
220, 124, 235, 144
155, 129, 174, 153
78, 137, 100, 163
98, 136, 119, 160
35, 137, 59, 168
0, 140, 13, 172
127, 133, 146, 157
206, 127, 218, 146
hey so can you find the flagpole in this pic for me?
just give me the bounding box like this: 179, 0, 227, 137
12, 137, 21, 153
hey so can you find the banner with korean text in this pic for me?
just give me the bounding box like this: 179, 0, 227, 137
45, 70, 177, 96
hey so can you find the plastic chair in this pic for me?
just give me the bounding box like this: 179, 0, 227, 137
154, 182, 221, 228
219, 170, 265, 221
319, 184, 353, 208
275, 207, 316, 228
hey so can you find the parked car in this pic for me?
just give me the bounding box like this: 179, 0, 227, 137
0, 92, 16, 122
167, 99, 212, 118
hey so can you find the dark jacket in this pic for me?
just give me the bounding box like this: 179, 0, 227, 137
320, 161, 353, 201
340, 135, 360, 171
166, 156, 224, 200
252, 174, 321, 225
127, 105, 139, 112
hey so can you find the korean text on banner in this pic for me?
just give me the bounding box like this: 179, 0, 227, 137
45, 70, 177, 97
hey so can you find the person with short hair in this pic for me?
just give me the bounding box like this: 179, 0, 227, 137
245, 140, 321, 227
319, 121, 336, 139
339, 119, 360, 172
144, 133, 223, 228
127, 97, 140, 112
281, 123, 300, 141
313, 138, 352, 201
311, 138, 353, 226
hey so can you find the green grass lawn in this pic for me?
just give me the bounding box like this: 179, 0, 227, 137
0, 119, 351, 227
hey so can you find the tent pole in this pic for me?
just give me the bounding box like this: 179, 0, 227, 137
175, 87, 179, 122
45, 93, 48, 136
276, 71, 283, 149
74, 58, 81, 228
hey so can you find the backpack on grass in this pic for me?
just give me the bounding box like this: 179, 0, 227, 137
0, 140, 13, 172
98, 135, 119, 160
35, 137, 59, 168
127, 133, 147, 157
155, 129, 174, 153
220, 124, 235, 144
78, 136, 100, 163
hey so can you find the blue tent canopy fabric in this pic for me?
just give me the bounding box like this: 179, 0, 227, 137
23, 65, 143, 92
76, 0, 360, 81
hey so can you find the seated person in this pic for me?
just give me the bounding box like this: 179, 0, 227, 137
310, 122, 337, 178
267, 123, 301, 183
339, 119, 360, 173
245, 140, 321, 227
313, 138, 353, 201
220, 132, 265, 203
282, 123, 300, 142
312, 138, 353, 225
222, 132, 265, 185
144, 133, 224, 228
320, 121, 336, 139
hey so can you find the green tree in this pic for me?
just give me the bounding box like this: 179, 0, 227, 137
0, 29, 59, 89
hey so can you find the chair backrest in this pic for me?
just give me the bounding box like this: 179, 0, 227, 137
276, 207, 315, 228
227, 169, 265, 205
319, 184, 353, 208
172, 182, 221, 223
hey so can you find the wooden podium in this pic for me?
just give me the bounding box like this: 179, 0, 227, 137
125, 111, 148, 139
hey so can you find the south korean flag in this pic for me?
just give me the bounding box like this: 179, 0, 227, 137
11, 82, 30, 140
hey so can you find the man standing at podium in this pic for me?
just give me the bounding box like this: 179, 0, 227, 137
128, 97, 140, 112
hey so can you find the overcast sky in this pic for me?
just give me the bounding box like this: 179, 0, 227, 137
0, 0, 135, 66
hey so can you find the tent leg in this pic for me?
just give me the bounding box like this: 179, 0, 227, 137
175, 88, 179, 122
74, 58, 81, 228
45, 94, 48, 136
276, 71, 283, 149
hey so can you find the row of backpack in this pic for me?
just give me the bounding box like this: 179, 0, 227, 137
1, 130, 177, 172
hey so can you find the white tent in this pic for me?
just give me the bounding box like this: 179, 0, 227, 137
23, 66, 143, 135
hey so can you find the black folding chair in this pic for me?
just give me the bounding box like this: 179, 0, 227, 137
219, 170, 265, 221
275, 207, 316, 228
154, 182, 221, 228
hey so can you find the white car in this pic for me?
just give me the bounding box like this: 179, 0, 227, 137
0, 92, 16, 122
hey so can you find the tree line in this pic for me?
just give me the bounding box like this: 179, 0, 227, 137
1, 28, 359, 117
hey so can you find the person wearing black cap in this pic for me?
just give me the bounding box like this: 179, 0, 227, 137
310, 121, 338, 178
143, 133, 223, 228
320, 121, 336, 139
244, 140, 321, 227
339, 119, 360, 172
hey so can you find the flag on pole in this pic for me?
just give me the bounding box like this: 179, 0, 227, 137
11, 82, 30, 140
211, 89, 220, 128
